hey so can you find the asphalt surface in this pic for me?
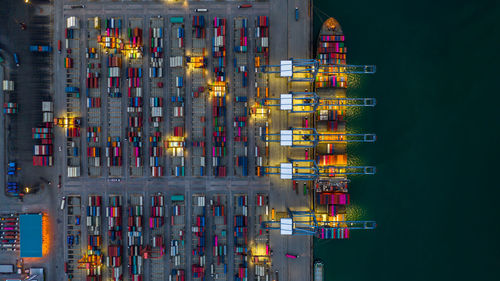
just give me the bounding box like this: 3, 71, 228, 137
0, 0, 314, 280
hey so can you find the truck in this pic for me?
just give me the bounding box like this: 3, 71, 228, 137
13, 53, 19, 67
295, 7, 299, 21
29, 45, 53, 52
60, 196, 66, 210
0, 264, 14, 273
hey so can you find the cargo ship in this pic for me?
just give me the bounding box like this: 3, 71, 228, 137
314, 260, 324, 281
313, 16, 351, 239
315, 17, 347, 89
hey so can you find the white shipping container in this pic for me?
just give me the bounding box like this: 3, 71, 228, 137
200, 157, 205, 167
151, 107, 163, 117
43, 112, 53, 123
42, 101, 53, 112
67, 16, 79, 28
2, 80, 14, 91
68, 166, 81, 177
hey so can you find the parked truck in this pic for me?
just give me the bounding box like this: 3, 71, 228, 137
29, 45, 53, 52
13, 53, 19, 67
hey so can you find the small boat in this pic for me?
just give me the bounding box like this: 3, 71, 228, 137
314, 260, 324, 281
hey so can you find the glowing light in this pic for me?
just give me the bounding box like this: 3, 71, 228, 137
42, 214, 50, 257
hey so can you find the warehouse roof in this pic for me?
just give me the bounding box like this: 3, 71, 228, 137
20, 214, 43, 258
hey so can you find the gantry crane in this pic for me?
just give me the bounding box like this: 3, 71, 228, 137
259, 58, 375, 82
258, 159, 375, 181
260, 208, 376, 238
261, 91, 376, 113
262, 127, 376, 147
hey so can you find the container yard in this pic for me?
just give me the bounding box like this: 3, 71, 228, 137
85, 195, 102, 281
86, 16, 103, 177
234, 194, 249, 281
190, 15, 208, 177
107, 195, 123, 281
168, 16, 187, 177
170, 194, 186, 280
0, 1, 377, 281
127, 194, 144, 280
210, 194, 228, 280
253, 194, 271, 281
191, 194, 206, 280
232, 17, 250, 177
148, 193, 166, 281
211, 16, 228, 177
149, 17, 165, 177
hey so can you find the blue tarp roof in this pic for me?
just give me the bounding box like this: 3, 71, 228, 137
20, 214, 43, 258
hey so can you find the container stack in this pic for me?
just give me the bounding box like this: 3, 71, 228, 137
127, 196, 144, 280
255, 16, 269, 62
211, 195, 228, 278
234, 19, 248, 53
149, 27, 164, 78
128, 27, 143, 48
233, 17, 249, 175
150, 97, 163, 177
316, 35, 347, 88
317, 35, 346, 65
106, 137, 122, 167
315, 74, 347, 88
191, 195, 206, 280
234, 195, 248, 281
193, 16, 205, 38
100, 18, 123, 51
107, 195, 123, 281
2, 80, 14, 91
32, 101, 54, 166
317, 227, 350, 239
86, 69, 100, 89
252, 193, 270, 279
126, 67, 143, 170
170, 195, 186, 276
87, 196, 103, 281
176, 26, 185, 48
107, 54, 122, 97
213, 96, 227, 177
3, 103, 17, 114
149, 20, 165, 177
212, 17, 226, 81
150, 194, 165, 227
170, 269, 185, 281
317, 192, 350, 216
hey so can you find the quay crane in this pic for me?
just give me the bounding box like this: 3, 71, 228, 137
259, 58, 375, 82
260, 208, 376, 238
258, 159, 375, 181
262, 127, 376, 147
261, 91, 376, 113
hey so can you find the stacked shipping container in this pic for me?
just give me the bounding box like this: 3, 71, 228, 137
32, 102, 54, 166
191, 195, 206, 280
128, 195, 144, 280
107, 195, 123, 281
234, 195, 248, 281
87, 196, 103, 281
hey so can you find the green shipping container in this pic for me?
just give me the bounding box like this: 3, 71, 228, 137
171, 195, 184, 202
170, 17, 184, 23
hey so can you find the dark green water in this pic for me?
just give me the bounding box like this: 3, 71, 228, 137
313, 1, 500, 280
